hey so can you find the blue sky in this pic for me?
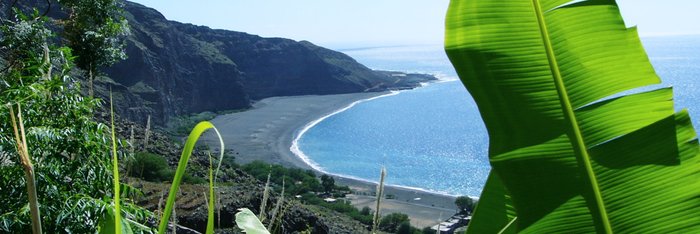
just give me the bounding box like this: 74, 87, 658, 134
130, 0, 700, 48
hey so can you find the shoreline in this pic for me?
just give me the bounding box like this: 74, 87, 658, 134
204, 90, 458, 228
289, 91, 401, 173
289, 80, 472, 199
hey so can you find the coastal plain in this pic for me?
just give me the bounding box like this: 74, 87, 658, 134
203, 92, 458, 228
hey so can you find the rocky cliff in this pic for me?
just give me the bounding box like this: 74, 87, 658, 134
3, 1, 436, 125
103, 1, 435, 125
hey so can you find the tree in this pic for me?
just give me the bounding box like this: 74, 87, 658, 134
320, 174, 335, 193
0, 6, 148, 233
455, 196, 474, 214
379, 213, 410, 233
60, 0, 129, 97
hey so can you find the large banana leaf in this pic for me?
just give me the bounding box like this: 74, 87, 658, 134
445, 0, 700, 233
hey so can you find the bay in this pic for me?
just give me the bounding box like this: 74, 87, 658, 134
297, 36, 700, 196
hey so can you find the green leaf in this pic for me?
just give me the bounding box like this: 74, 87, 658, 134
235, 208, 271, 234
207, 152, 215, 234
466, 172, 516, 234
98, 207, 133, 234
445, 0, 700, 233
109, 92, 122, 234
157, 121, 224, 234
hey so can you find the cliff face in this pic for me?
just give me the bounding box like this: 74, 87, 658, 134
105, 1, 435, 125
2, 1, 436, 125
176, 25, 391, 100
103, 2, 251, 125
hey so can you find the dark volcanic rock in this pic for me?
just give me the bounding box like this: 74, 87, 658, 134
2, 1, 437, 125
104, 2, 251, 125
107, 1, 435, 125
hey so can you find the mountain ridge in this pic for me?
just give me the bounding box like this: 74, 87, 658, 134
102, 1, 436, 125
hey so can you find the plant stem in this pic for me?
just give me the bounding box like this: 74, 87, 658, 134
88, 66, 94, 98
530, 0, 612, 232
9, 105, 42, 234
109, 92, 122, 234
372, 167, 386, 233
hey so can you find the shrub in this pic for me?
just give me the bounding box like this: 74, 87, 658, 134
130, 152, 169, 181
379, 213, 410, 233
455, 195, 474, 214
0, 8, 148, 232
396, 221, 413, 234
242, 160, 322, 195
129, 152, 205, 184
360, 206, 372, 216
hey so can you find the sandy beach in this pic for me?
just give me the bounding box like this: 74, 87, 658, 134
204, 92, 458, 228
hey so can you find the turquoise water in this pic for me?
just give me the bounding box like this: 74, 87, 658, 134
297, 36, 700, 197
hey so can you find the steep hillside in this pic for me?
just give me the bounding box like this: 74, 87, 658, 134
104, 1, 435, 125
1, 1, 435, 125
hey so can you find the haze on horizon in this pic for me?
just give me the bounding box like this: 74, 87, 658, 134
130, 0, 700, 49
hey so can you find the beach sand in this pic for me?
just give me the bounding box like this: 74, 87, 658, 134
204, 92, 458, 228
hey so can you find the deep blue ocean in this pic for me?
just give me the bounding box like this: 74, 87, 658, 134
297, 36, 700, 197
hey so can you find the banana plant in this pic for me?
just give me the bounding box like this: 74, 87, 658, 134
445, 0, 700, 233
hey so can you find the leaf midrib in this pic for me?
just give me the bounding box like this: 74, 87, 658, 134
530, 0, 613, 233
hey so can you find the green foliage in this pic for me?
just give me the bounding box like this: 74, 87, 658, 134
156, 121, 224, 234
97, 206, 133, 234
60, 0, 130, 96
127, 152, 205, 184
378, 213, 410, 233
206, 152, 215, 233
241, 160, 322, 195
445, 0, 700, 233
454, 196, 473, 214
0, 9, 52, 71
0, 8, 150, 233
129, 152, 169, 181
320, 174, 335, 193
305, 196, 373, 226
107, 93, 124, 234
234, 208, 271, 234
395, 221, 415, 234
60, 0, 129, 71
360, 206, 371, 216
241, 162, 374, 226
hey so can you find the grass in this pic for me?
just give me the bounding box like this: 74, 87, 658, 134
109, 92, 122, 234
156, 121, 224, 234
207, 152, 215, 233
259, 172, 272, 223
373, 167, 386, 233
267, 178, 285, 231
